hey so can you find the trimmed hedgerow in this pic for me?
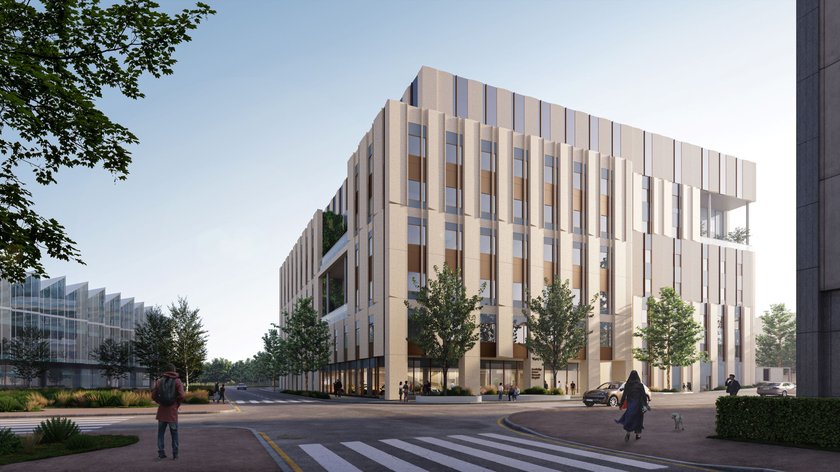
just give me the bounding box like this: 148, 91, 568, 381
716, 396, 840, 449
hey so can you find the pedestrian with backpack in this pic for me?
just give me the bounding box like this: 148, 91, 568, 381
152, 365, 185, 460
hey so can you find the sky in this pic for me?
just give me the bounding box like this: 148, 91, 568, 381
33, 0, 795, 362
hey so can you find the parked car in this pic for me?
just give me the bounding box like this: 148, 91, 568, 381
236, 383, 247, 390
583, 381, 651, 407
757, 382, 796, 397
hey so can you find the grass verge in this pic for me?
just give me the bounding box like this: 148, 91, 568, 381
0, 435, 138, 465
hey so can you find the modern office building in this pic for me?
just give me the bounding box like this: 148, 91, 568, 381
0, 275, 147, 388
278, 67, 756, 400
797, 0, 840, 397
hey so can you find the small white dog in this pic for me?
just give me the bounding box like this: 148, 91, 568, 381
671, 412, 685, 431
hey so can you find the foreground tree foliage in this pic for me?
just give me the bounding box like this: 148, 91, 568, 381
280, 297, 330, 392
2, 326, 49, 387
169, 297, 207, 391
133, 306, 174, 387
756, 303, 796, 371
199, 357, 232, 383
91, 339, 131, 387
0, 0, 215, 282
405, 264, 483, 395
633, 287, 706, 388
525, 279, 595, 390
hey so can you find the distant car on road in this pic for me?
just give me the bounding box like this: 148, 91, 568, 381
757, 382, 796, 397
236, 383, 247, 390
583, 381, 651, 407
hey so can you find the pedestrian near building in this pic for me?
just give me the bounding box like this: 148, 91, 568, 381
219, 384, 226, 403
398, 381, 404, 402
402, 382, 410, 403
725, 374, 741, 396
152, 365, 186, 460
615, 370, 650, 442
570, 381, 576, 395
498, 382, 504, 401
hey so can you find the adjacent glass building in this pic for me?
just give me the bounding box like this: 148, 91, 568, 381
0, 275, 147, 388
278, 67, 757, 400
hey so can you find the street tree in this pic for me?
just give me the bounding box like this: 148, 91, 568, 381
133, 306, 175, 386
3, 327, 49, 387
524, 279, 596, 391
404, 264, 483, 395
281, 297, 331, 392
756, 303, 796, 373
633, 287, 706, 389
91, 339, 132, 387
0, 1, 215, 282
263, 328, 288, 390
169, 297, 208, 391
200, 358, 232, 383
251, 351, 274, 385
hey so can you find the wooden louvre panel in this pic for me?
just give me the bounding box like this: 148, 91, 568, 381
480, 342, 497, 358
575, 347, 586, 360
409, 156, 422, 181
513, 259, 524, 282
407, 342, 425, 356
600, 269, 609, 291
573, 190, 582, 211
513, 178, 524, 199
445, 249, 458, 269
600, 347, 613, 361
480, 254, 493, 278
572, 266, 582, 288
446, 163, 458, 187
481, 171, 493, 193
600, 195, 609, 216
544, 184, 555, 205
408, 245, 422, 272
513, 344, 528, 359
544, 264, 554, 282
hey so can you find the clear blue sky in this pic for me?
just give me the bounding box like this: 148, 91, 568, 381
36, 0, 795, 362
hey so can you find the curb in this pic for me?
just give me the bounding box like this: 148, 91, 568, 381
501, 416, 783, 472
0, 408, 233, 419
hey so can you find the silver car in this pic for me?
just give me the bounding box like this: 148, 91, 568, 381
757, 382, 796, 397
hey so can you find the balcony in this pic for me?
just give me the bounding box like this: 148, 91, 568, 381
700, 191, 752, 250
320, 232, 348, 274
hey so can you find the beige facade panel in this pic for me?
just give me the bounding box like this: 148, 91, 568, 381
682, 239, 702, 301
708, 151, 720, 194
575, 111, 589, 151
524, 96, 540, 136
632, 173, 644, 233
559, 144, 571, 233
464, 120, 479, 217
743, 250, 755, 308
599, 117, 612, 155
497, 221, 513, 307
708, 245, 720, 305
587, 151, 599, 237
682, 143, 702, 188
743, 160, 757, 202
426, 111, 443, 212
497, 130, 511, 222
652, 134, 674, 181
632, 231, 643, 297
726, 247, 737, 306
497, 88, 513, 130
550, 104, 565, 143
623, 125, 644, 174
652, 234, 674, 294
725, 155, 737, 197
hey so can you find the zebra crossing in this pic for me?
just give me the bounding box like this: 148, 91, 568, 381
234, 399, 318, 404
0, 416, 134, 434
296, 432, 671, 472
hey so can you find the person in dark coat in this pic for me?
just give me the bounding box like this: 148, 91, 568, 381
152, 365, 186, 459
615, 370, 650, 442
725, 374, 741, 396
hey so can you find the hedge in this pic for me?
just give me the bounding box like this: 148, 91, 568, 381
716, 396, 840, 449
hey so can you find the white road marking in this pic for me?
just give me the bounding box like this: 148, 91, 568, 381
300, 443, 362, 472
380, 438, 492, 472
415, 436, 558, 472
451, 435, 627, 472
341, 441, 427, 472
480, 433, 667, 469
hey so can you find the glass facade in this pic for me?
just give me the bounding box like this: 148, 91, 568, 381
0, 275, 146, 388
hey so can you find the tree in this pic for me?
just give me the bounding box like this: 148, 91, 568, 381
133, 306, 175, 387
3, 327, 49, 387
251, 351, 274, 385
404, 264, 483, 395
756, 304, 796, 372
524, 279, 596, 391
281, 297, 331, 392
91, 339, 131, 387
170, 297, 207, 391
0, 1, 215, 283
200, 358, 232, 383
725, 227, 750, 244
263, 328, 288, 390
633, 287, 706, 388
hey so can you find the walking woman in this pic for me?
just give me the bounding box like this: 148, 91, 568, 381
615, 370, 650, 442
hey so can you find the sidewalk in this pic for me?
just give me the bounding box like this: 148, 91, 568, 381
507, 405, 839, 472
0, 402, 234, 419
0, 426, 279, 471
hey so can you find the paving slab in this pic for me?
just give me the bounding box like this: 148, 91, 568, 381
508, 405, 839, 472
1, 426, 278, 471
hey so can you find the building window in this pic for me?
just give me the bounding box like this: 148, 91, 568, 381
513, 283, 524, 308
600, 292, 609, 315
544, 155, 554, 184
445, 225, 461, 251
573, 241, 583, 267
600, 322, 613, 347
445, 131, 462, 165
717, 306, 725, 358
590, 115, 599, 152
514, 148, 525, 178
445, 186, 462, 214
544, 204, 553, 228
544, 238, 554, 263
672, 183, 681, 236
480, 314, 497, 342
600, 245, 609, 269
573, 211, 582, 234
600, 215, 608, 239
674, 239, 682, 294
481, 193, 495, 220
573, 161, 583, 190
481, 140, 495, 171
455, 76, 468, 118
368, 315, 375, 343
641, 176, 651, 229
480, 233, 494, 255
513, 199, 526, 225
408, 180, 426, 209
407, 272, 425, 299
702, 244, 709, 302
600, 168, 609, 196
513, 233, 525, 259
409, 123, 426, 158
644, 234, 652, 296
